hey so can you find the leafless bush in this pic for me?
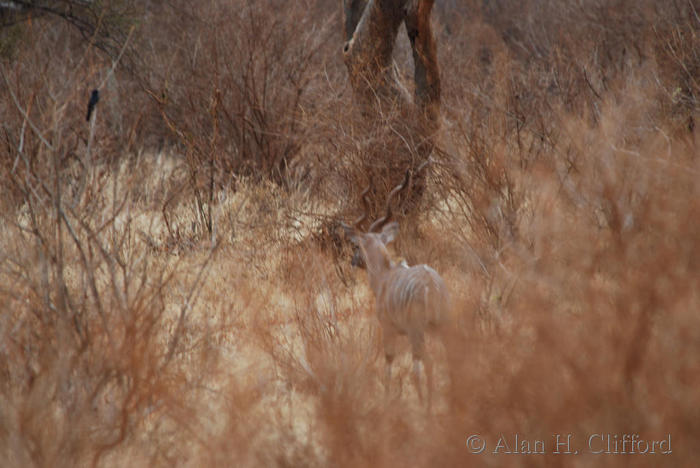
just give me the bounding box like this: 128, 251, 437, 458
144, 0, 333, 185
1, 0, 141, 59
0, 26, 227, 466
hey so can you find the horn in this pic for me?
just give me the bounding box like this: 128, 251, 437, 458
368, 159, 432, 232
351, 185, 371, 228
368, 169, 411, 232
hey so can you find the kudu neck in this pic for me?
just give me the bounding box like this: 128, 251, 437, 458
365, 254, 396, 294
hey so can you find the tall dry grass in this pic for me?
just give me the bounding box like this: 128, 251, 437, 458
1, 0, 698, 466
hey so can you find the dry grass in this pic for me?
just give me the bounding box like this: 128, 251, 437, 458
0, 0, 698, 466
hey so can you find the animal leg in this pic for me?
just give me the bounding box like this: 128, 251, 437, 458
423, 351, 433, 414
383, 328, 398, 399
410, 331, 427, 405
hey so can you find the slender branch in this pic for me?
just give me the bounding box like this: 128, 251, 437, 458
0, 66, 54, 150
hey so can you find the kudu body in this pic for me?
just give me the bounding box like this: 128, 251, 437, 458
342, 167, 449, 408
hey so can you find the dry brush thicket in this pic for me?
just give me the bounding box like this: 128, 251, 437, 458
1, 0, 698, 466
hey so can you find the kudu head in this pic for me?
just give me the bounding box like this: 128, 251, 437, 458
341, 161, 429, 270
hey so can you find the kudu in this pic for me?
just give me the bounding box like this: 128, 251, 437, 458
342, 165, 449, 409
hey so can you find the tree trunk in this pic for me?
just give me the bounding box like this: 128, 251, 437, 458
342, 0, 441, 218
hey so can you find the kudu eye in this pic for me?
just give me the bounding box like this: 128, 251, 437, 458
351, 246, 366, 268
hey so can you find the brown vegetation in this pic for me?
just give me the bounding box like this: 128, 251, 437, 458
0, 0, 698, 466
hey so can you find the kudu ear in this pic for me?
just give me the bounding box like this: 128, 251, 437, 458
379, 222, 399, 245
